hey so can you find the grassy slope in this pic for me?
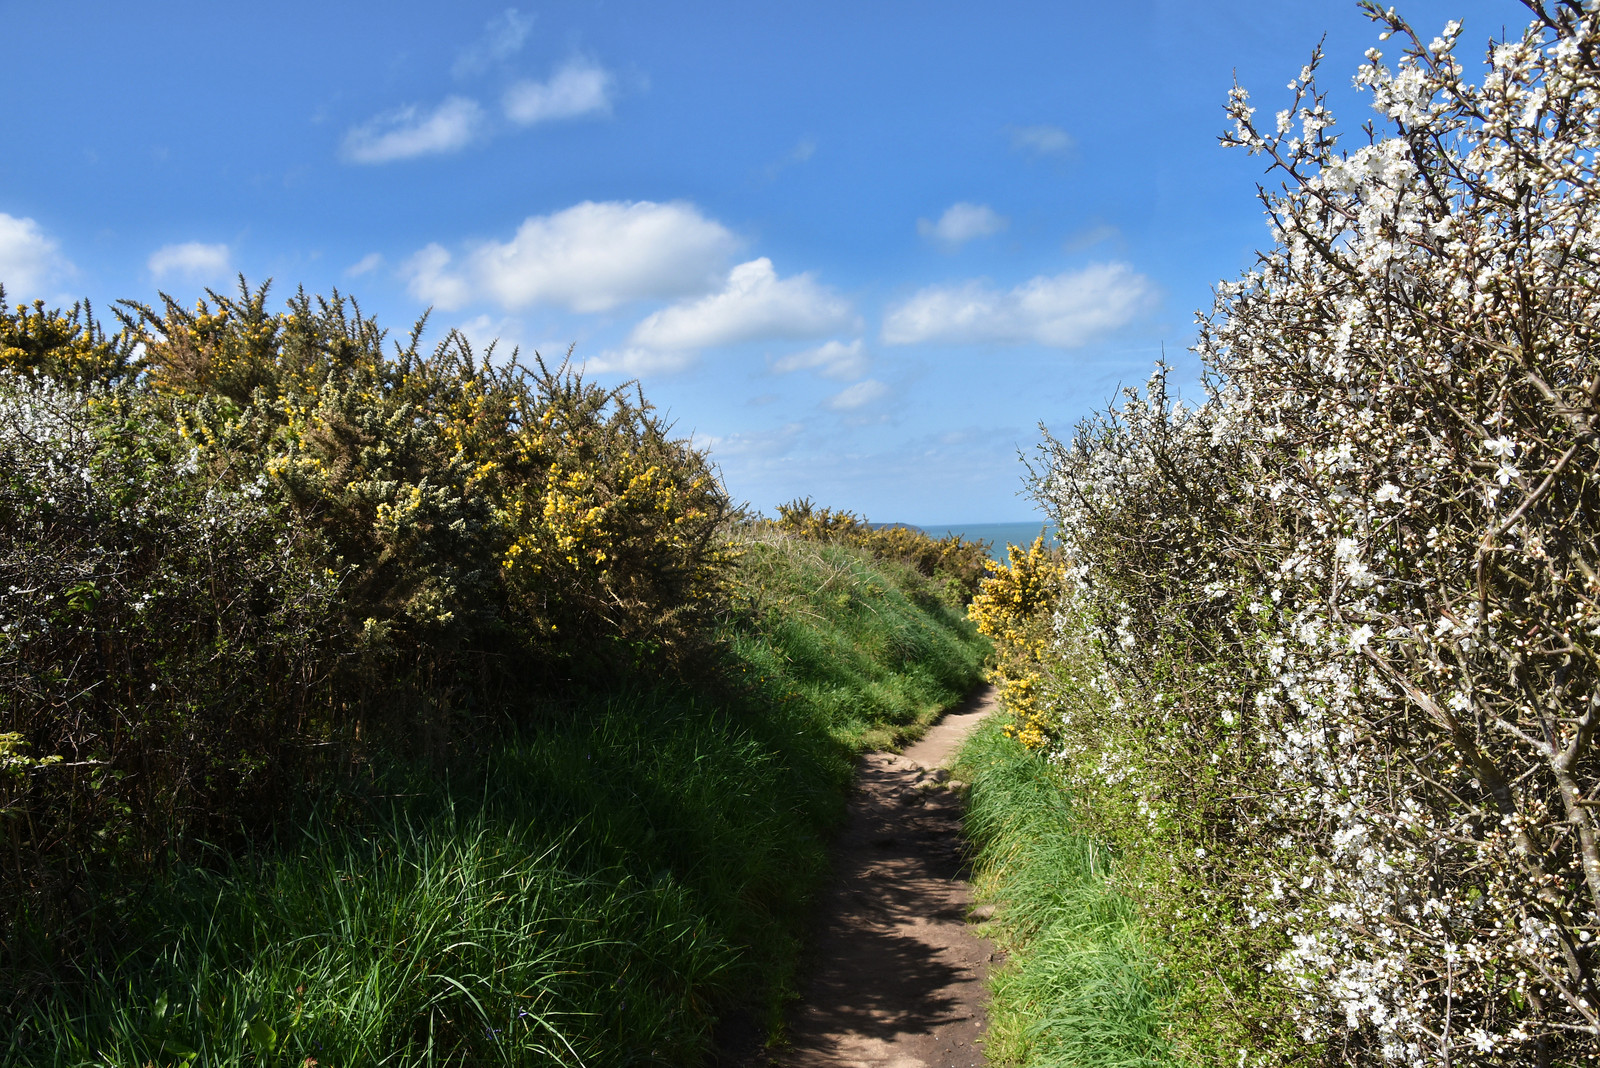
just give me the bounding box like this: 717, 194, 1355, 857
956, 719, 1177, 1068
4, 530, 985, 1068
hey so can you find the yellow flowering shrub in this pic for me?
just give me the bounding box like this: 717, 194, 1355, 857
110, 281, 735, 666
770, 497, 990, 605
966, 535, 1065, 748
0, 288, 135, 387
1, 279, 743, 958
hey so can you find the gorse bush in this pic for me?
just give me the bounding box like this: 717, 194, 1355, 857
967, 536, 1067, 750
1019, 4, 1600, 1064
0, 281, 734, 980
115, 283, 735, 660
0, 297, 134, 387
769, 496, 991, 604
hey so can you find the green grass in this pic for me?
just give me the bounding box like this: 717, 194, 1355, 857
955, 719, 1177, 1068
3, 530, 987, 1067
727, 528, 986, 751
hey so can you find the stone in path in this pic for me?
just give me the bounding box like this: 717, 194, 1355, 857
775, 686, 999, 1068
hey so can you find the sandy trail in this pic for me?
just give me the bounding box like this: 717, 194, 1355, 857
774, 685, 998, 1068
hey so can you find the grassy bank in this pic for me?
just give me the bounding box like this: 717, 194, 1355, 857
955, 719, 1175, 1068
3, 531, 986, 1067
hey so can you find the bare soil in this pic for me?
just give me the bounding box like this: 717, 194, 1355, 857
759, 685, 999, 1068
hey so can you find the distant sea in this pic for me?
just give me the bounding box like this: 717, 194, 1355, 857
922, 522, 1058, 563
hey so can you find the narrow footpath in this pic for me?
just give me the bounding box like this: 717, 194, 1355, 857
776, 685, 999, 1068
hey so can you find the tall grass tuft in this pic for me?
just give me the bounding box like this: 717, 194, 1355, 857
956, 719, 1178, 1068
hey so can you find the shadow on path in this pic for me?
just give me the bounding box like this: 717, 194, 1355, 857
767, 686, 999, 1068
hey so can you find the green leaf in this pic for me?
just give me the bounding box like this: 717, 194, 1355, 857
245, 1016, 278, 1054
160, 1035, 198, 1060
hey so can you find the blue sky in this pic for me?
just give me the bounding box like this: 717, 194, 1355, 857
1, 0, 1515, 523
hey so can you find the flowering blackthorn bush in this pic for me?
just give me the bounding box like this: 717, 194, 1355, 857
1027, 3, 1600, 1063
0, 374, 344, 968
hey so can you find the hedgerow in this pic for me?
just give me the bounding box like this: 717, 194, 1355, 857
1012, 4, 1600, 1063
0, 281, 734, 985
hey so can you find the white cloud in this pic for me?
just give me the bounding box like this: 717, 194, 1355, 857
628, 258, 858, 351
346, 252, 384, 277
465, 200, 738, 312
774, 338, 868, 380
0, 213, 72, 297
343, 96, 484, 164
401, 243, 474, 309
917, 203, 1007, 248
882, 263, 1154, 348
454, 8, 533, 78
453, 313, 524, 357
582, 346, 697, 375
148, 241, 232, 283
1010, 123, 1074, 156
504, 59, 613, 125
826, 379, 889, 411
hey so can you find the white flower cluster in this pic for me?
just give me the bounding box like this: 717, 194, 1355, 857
0, 371, 335, 682
1032, 6, 1600, 1064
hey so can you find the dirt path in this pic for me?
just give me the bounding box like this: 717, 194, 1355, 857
774, 685, 999, 1068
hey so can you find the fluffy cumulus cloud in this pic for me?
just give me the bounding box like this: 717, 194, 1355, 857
453, 8, 533, 78
401, 244, 475, 309
403, 200, 739, 313
148, 242, 232, 283
826, 379, 889, 411
917, 202, 1007, 248
1010, 123, 1074, 156
882, 263, 1154, 348
343, 97, 484, 164
0, 213, 72, 297
628, 258, 858, 351
773, 338, 868, 380
504, 59, 613, 125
